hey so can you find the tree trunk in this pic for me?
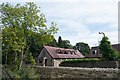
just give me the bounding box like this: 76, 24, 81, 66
19, 44, 30, 70
116, 61, 119, 68
19, 46, 24, 70
14, 52, 17, 65
19, 27, 26, 70
19, 56, 23, 70
5, 53, 7, 64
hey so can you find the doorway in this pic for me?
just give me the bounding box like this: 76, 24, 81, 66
45, 59, 47, 66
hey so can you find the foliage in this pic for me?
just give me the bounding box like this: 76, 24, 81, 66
99, 36, 119, 60
117, 52, 120, 60
7, 66, 39, 78
62, 40, 73, 49
2, 27, 25, 65
48, 38, 58, 47
58, 36, 62, 47
18, 66, 39, 78
1, 2, 58, 69
63, 58, 100, 63
57, 36, 73, 48
74, 42, 90, 56
24, 51, 36, 65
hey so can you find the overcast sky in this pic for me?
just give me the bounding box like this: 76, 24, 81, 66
1, 0, 119, 47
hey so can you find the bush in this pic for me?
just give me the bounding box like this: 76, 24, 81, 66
18, 66, 39, 78
117, 52, 120, 60
24, 52, 36, 65
8, 66, 39, 79
63, 58, 100, 63
99, 36, 118, 60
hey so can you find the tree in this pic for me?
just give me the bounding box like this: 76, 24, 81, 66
48, 38, 58, 47
24, 51, 36, 65
117, 52, 120, 60
58, 36, 62, 47
62, 40, 73, 49
1, 2, 58, 69
74, 42, 90, 56
57, 36, 73, 48
99, 36, 118, 60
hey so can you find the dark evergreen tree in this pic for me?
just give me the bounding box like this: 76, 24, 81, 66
57, 36, 73, 48
58, 36, 63, 47
99, 36, 118, 60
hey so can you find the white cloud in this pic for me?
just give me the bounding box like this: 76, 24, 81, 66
65, 30, 118, 47
44, 2, 117, 24
54, 18, 118, 47
43, 2, 118, 47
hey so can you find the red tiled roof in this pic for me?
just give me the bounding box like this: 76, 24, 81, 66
43, 46, 84, 59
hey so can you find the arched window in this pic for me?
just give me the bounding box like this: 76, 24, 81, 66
64, 51, 68, 54
56, 49, 62, 54
67, 50, 70, 54
70, 51, 76, 55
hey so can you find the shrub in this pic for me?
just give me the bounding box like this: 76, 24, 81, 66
99, 36, 119, 60
8, 66, 39, 79
18, 66, 39, 78
63, 58, 100, 63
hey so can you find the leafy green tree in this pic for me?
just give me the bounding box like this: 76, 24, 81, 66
48, 38, 58, 47
0, 29, 2, 64
1, 2, 58, 69
57, 36, 73, 48
62, 40, 73, 49
99, 36, 118, 60
2, 27, 25, 65
24, 51, 36, 65
27, 31, 56, 58
117, 52, 120, 60
74, 42, 90, 56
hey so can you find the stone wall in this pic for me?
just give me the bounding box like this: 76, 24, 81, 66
59, 61, 120, 68
35, 66, 120, 79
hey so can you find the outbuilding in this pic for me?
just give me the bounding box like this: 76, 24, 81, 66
37, 46, 84, 67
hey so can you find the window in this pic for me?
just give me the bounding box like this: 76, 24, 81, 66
64, 51, 68, 54
92, 50, 97, 55
39, 59, 43, 63
70, 51, 76, 55
67, 50, 70, 54
56, 49, 62, 54
70, 51, 73, 54
74, 52, 76, 55
45, 59, 47, 66
58, 49, 61, 53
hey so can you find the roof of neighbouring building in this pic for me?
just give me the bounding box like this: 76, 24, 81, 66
90, 43, 120, 52
85, 43, 120, 58
42, 46, 85, 59
112, 44, 120, 52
